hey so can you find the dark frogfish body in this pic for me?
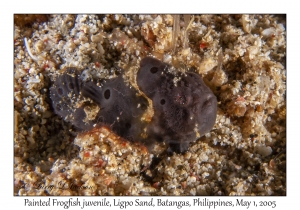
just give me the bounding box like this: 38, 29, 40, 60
50, 57, 217, 153
137, 57, 217, 153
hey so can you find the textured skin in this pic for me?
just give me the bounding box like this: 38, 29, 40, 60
81, 74, 148, 141
50, 57, 217, 153
50, 68, 148, 140
137, 57, 217, 153
49, 68, 94, 130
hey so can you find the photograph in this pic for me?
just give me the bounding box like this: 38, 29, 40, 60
14, 14, 286, 196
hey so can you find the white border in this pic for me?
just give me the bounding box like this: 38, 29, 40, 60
4, 0, 296, 209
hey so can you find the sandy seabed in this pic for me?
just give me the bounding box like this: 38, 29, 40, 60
14, 14, 286, 195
